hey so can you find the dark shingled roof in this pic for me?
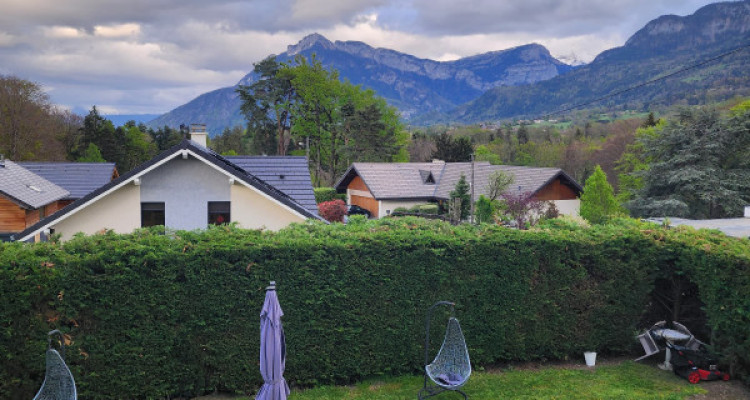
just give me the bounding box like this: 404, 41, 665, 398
18, 162, 117, 200
0, 160, 69, 209
226, 156, 318, 216
335, 162, 582, 200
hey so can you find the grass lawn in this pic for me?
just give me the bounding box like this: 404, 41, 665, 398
201, 361, 705, 399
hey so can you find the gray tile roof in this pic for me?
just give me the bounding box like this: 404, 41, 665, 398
18, 162, 116, 200
0, 160, 69, 209
337, 162, 581, 201
341, 162, 446, 199
225, 156, 319, 216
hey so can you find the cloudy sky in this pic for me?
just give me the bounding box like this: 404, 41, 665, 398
0, 0, 721, 116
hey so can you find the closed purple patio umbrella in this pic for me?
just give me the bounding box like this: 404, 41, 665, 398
256, 281, 289, 400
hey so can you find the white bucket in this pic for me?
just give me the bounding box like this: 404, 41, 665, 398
584, 351, 597, 367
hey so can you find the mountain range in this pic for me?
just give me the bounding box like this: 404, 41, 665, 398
446, 0, 750, 123
148, 1, 750, 133
148, 35, 573, 134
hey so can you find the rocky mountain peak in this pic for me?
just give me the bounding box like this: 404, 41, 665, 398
624, 1, 750, 48
287, 33, 335, 55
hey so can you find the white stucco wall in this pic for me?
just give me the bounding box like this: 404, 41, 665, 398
53, 183, 141, 241
553, 199, 580, 216
140, 157, 230, 231
379, 200, 430, 218
230, 184, 305, 230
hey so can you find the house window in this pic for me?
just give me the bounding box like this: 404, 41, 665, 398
208, 202, 230, 225
141, 202, 165, 227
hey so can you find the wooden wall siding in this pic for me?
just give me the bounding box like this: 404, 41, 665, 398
47, 201, 67, 215
0, 196, 27, 232
534, 178, 579, 201
349, 176, 369, 192
350, 195, 379, 216
25, 208, 41, 227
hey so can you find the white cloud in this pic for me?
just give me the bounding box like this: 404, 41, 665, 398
94, 23, 141, 38
43, 26, 85, 39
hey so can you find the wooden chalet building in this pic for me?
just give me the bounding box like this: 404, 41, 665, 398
335, 161, 582, 219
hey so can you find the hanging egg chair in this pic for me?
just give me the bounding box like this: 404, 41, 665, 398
418, 301, 471, 399
33, 330, 77, 400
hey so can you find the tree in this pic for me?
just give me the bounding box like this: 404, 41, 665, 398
407, 131, 436, 162
0, 75, 69, 160
642, 112, 659, 128
67, 108, 156, 173
475, 195, 495, 224
517, 124, 530, 145
70, 106, 125, 166
118, 124, 157, 173
499, 191, 546, 229
450, 174, 471, 220
615, 122, 663, 204
486, 170, 514, 201
149, 125, 183, 151
432, 133, 472, 162
627, 106, 750, 219
239, 55, 405, 185
77, 143, 105, 162
236, 56, 295, 155
212, 126, 248, 155
474, 144, 502, 165
579, 165, 622, 224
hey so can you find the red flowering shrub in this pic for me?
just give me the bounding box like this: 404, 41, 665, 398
318, 199, 347, 223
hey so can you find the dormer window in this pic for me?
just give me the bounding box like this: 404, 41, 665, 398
419, 170, 436, 185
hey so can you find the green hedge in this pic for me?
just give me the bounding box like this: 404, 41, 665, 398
314, 187, 346, 204
1, 218, 748, 399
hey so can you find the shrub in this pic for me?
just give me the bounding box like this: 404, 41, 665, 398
314, 187, 346, 204
407, 204, 439, 215
475, 195, 496, 224
317, 199, 347, 223
417, 204, 439, 215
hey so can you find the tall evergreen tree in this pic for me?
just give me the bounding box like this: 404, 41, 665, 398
517, 124, 530, 145
432, 133, 472, 162
628, 105, 750, 219
450, 174, 471, 220
580, 165, 622, 224
236, 56, 295, 155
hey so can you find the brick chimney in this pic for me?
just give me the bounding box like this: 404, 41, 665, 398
189, 124, 207, 148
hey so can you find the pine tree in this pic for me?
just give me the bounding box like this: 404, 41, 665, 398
517, 124, 529, 145
450, 174, 471, 220
580, 165, 622, 224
